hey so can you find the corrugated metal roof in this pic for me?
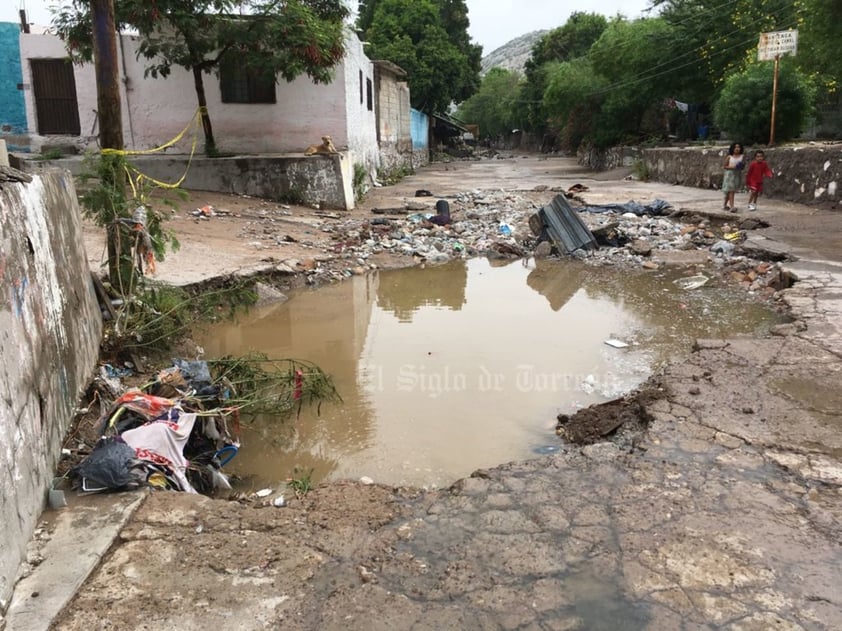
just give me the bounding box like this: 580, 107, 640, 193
539, 194, 597, 254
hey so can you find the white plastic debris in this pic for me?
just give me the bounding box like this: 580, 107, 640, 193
255, 488, 273, 498
273, 495, 286, 507
359, 476, 374, 485
604, 339, 629, 348
674, 275, 709, 290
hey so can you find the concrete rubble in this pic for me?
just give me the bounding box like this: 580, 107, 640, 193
233, 190, 792, 302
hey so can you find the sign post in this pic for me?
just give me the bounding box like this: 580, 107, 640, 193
758, 30, 798, 146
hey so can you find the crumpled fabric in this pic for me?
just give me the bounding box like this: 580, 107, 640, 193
121, 412, 198, 493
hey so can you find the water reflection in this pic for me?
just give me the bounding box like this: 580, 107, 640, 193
527, 260, 585, 312
197, 257, 782, 489
377, 260, 467, 323
202, 273, 380, 484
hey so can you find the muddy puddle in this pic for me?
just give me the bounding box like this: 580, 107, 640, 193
197, 258, 783, 489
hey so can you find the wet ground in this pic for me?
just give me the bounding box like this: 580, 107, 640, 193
198, 258, 781, 489
12, 153, 842, 630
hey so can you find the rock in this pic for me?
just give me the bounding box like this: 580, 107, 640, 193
592, 221, 620, 246
582, 442, 621, 462
688, 386, 701, 395
253, 282, 289, 307
641, 260, 660, 270
630, 240, 653, 256
528, 213, 544, 236
359, 476, 374, 485
533, 241, 553, 259
711, 240, 735, 256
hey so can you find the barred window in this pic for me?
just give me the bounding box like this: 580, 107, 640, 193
220, 58, 276, 104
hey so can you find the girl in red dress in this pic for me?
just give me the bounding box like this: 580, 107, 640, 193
746, 150, 773, 211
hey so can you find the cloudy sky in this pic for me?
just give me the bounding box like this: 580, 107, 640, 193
2, 0, 654, 54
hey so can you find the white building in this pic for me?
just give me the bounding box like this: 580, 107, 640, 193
19, 28, 382, 171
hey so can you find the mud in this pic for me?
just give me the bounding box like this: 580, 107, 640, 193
20, 154, 842, 629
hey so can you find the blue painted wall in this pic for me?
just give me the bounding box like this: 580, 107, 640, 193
410, 108, 428, 150
0, 22, 27, 134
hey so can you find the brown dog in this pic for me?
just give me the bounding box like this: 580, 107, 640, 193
304, 135, 339, 155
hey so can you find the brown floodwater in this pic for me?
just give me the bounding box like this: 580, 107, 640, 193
197, 258, 782, 489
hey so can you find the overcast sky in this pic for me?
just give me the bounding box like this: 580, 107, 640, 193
3, 0, 654, 54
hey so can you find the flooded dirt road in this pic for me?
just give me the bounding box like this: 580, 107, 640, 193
199, 258, 781, 489
32, 154, 842, 631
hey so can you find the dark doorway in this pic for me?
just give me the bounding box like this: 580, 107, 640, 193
31, 59, 81, 135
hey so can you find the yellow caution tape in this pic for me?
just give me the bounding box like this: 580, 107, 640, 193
101, 108, 203, 156
102, 109, 203, 200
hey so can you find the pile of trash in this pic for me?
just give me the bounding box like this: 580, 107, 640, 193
229, 187, 785, 293
70, 359, 240, 495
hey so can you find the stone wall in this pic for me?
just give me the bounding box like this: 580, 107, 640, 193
0, 170, 102, 611
27, 153, 357, 211
642, 145, 842, 205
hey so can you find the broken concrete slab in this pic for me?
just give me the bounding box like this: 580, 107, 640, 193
6, 492, 145, 631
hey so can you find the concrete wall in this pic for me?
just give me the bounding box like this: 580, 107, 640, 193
642, 145, 842, 205
63, 153, 356, 210
410, 109, 429, 169
375, 70, 412, 175
18, 30, 377, 158
342, 36, 379, 175
0, 170, 102, 611
0, 23, 28, 147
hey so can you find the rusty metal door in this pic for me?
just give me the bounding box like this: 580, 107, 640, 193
31, 59, 81, 135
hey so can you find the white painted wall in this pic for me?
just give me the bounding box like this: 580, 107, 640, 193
19, 32, 110, 149
342, 35, 379, 173
0, 172, 101, 610
20, 29, 379, 158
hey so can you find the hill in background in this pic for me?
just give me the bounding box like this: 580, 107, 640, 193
480, 30, 548, 76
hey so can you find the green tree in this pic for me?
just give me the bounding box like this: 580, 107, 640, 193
521, 12, 608, 134
714, 59, 815, 144
586, 17, 682, 147
656, 0, 799, 103
357, 0, 481, 112
542, 59, 607, 150
455, 68, 522, 138
796, 0, 842, 96
54, 0, 349, 154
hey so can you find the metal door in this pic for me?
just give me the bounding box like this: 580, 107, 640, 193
31, 59, 81, 135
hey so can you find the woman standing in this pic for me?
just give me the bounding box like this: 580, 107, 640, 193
722, 142, 744, 212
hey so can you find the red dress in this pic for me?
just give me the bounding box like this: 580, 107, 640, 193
746, 160, 773, 192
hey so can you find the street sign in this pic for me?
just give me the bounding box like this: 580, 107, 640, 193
758, 30, 798, 61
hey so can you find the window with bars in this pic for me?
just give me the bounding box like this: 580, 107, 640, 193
220, 58, 276, 104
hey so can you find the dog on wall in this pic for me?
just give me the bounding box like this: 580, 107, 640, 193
304, 136, 339, 156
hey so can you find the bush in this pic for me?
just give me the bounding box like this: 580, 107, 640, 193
714, 60, 815, 144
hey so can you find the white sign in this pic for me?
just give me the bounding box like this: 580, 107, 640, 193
758, 30, 798, 61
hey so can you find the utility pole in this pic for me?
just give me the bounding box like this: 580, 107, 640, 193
769, 55, 780, 146
91, 0, 123, 151
91, 0, 131, 292
758, 30, 797, 147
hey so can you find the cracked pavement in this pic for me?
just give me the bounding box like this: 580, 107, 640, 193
33, 161, 842, 630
